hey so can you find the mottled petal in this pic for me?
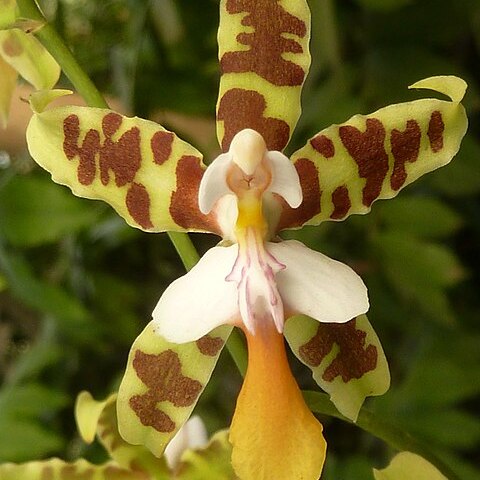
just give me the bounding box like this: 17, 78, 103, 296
0, 29, 59, 90
285, 314, 390, 421
230, 325, 326, 480
0, 459, 151, 480
27, 92, 220, 234
153, 245, 238, 343
118, 322, 231, 458
278, 76, 468, 230
216, 0, 311, 152
270, 240, 369, 323
266, 150, 302, 208
75, 392, 168, 475
198, 152, 233, 214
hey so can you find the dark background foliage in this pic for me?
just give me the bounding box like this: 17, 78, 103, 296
0, 0, 479, 478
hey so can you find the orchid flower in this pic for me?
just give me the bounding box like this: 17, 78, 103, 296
25, 0, 467, 479
0, 0, 59, 128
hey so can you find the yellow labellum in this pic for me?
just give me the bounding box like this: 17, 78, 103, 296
230, 324, 326, 480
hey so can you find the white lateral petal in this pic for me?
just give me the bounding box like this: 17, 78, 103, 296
198, 152, 233, 214
152, 245, 239, 343
266, 151, 303, 208
164, 415, 208, 469
269, 240, 369, 323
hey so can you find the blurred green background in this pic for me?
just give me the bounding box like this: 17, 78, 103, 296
0, 0, 479, 478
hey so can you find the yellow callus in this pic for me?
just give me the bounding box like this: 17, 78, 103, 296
230, 323, 326, 480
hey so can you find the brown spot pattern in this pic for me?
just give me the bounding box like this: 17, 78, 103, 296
129, 350, 202, 433
331, 185, 351, 219
2, 36, 23, 57
299, 318, 378, 383
151, 131, 174, 165
428, 110, 444, 153
196, 334, 225, 356
170, 155, 221, 234
310, 134, 335, 158
217, 88, 290, 151
390, 119, 421, 190
221, 0, 307, 87
126, 183, 153, 229
41, 467, 54, 480
104, 466, 148, 480
62, 113, 155, 228
60, 465, 93, 479
339, 118, 389, 207
276, 157, 321, 231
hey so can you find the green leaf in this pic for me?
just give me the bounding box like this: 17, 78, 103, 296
429, 135, 480, 196
376, 196, 463, 239
374, 452, 447, 480
398, 356, 480, 407
117, 322, 231, 457
0, 383, 68, 418
355, 0, 414, 11
284, 314, 390, 421
0, 175, 100, 246
374, 232, 465, 323
176, 430, 237, 480
401, 409, 480, 450
0, 419, 63, 462
0, 247, 100, 343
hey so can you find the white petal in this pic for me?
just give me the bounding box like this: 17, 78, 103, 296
198, 153, 233, 214
164, 415, 208, 469
152, 245, 239, 343
266, 151, 303, 208
269, 240, 369, 323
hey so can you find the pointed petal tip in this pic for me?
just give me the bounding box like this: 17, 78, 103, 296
409, 75, 467, 103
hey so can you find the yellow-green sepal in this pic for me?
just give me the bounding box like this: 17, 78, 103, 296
26, 95, 221, 234
0, 0, 18, 30
0, 54, 17, 128
284, 314, 390, 421
279, 76, 468, 230
0, 29, 59, 90
117, 322, 232, 458
176, 430, 238, 480
75, 391, 169, 476
0, 458, 153, 480
216, 0, 311, 152
373, 452, 448, 480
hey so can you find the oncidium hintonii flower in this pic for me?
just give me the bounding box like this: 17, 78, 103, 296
0, 0, 59, 128
25, 1, 468, 479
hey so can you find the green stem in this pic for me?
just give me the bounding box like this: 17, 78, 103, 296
167, 232, 199, 271
225, 329, 247, 377
17, 0, 108, 109
304, 391, 460, 480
